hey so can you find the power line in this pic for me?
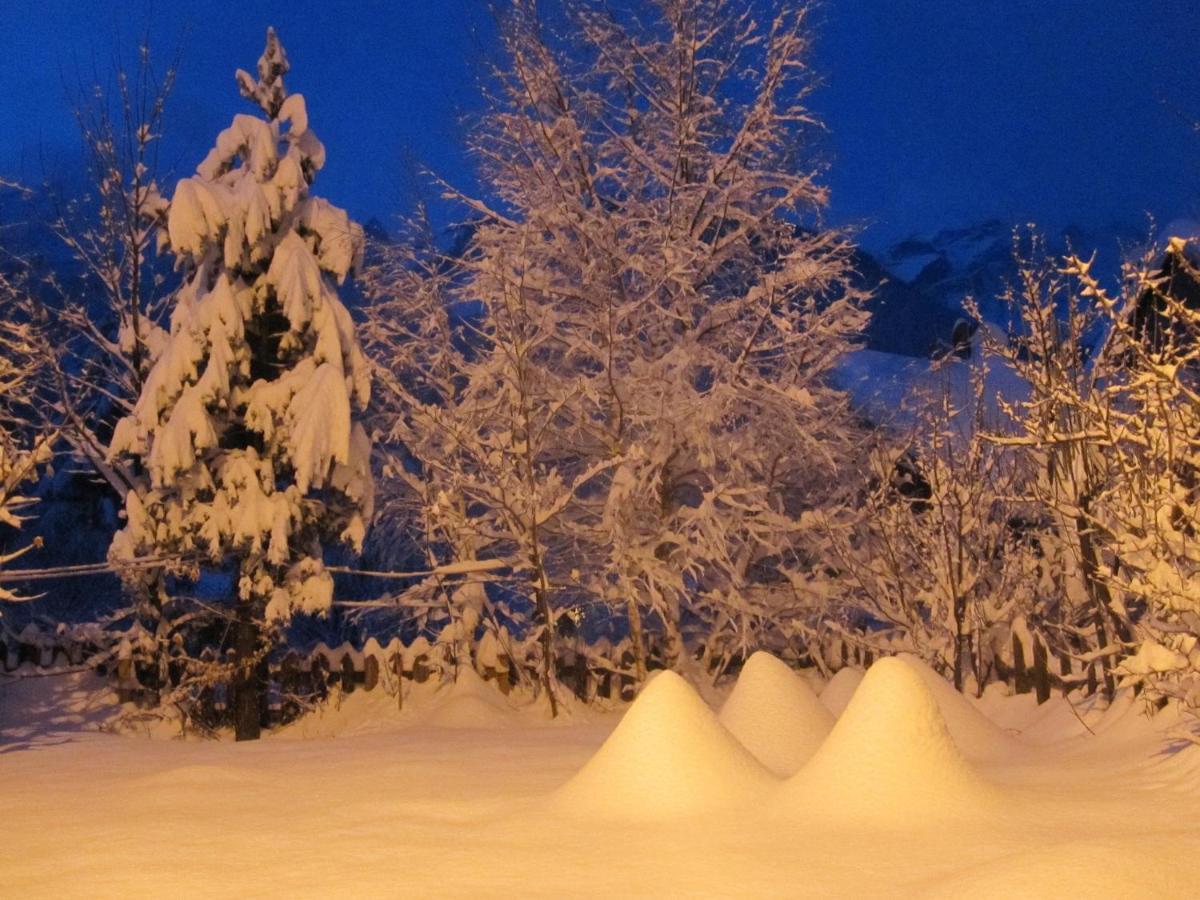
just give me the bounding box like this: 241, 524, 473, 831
0, 555, 510, 586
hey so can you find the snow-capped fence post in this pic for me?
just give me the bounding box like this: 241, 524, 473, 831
411, 654, 431, 684
116, 639, 140, 704
280, 651, 301, 714
618, 647, 637, 701
389, 652, 404, 709
1011, 633, 1030, 695
1059, 654, 1073, 697
65, 633, 84, 666
18, 625, 40, 666
479, 656, 512, 696
267, 677, 283, 726
309, 653, 330, 698
1032, 636, 1051, 704
339, 652, 356, 694
362, 654, 379, 692
561, 649, 589, 702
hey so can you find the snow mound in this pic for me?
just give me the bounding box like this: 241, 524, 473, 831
275, 687, 409, 739
783, 657, 997, 824
718, 652, 834, 776
897, 654, 1021, 760
555, 670, 774, 819
422, 667, 517, 729
819, 667, 864, 717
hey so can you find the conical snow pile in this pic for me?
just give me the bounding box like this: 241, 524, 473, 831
819, 667, 864, 717
783, 657, 997, 824
424, 667, 516, 730
896, 654, 1020, 761
718, 652, 834, 777
555, 671, 774, 819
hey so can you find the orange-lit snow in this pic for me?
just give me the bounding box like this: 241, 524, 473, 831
1, 661, 1198, 898
718, 650, 834, 776
554, 670, 774, 819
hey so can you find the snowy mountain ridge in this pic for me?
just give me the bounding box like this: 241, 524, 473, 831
859, 219, 1146, 358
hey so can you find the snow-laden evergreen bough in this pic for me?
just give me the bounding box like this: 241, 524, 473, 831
108, 29, 372, 736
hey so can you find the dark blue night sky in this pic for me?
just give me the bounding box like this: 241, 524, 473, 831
1, 0, 1196, 249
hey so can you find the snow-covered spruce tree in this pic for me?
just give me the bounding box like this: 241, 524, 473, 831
108, 29, 372, 739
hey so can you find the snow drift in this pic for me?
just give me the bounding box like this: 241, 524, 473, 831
783, 657, 998, 824
554, 670, 774, 819
897, 654, 1021, 760
718, 651, 834, 776
422, 667, 518, 729
819, 666, 864, 717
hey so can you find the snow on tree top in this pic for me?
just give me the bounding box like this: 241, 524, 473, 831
108, 28, 372, 622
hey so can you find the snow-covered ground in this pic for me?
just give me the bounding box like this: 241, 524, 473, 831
1, 657, 1197, 898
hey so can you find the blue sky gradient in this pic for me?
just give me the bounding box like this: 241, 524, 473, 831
1, 1, 1195, 249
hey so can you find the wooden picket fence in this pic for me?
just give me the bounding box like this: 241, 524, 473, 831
2, 623, 1108, 714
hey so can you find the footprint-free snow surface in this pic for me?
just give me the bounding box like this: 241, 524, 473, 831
896, 653, 1021, 760
783, 656, 997, 824
819, 665, 864, 716
2, 663, 1198, 897
718, 651, 834, 776
555, 670, 774, 818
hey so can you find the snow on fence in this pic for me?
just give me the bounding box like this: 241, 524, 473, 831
2, 621, 1111, 713
0, 624, 646, 714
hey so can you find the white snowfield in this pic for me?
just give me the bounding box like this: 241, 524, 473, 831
1, 654, 1197, 898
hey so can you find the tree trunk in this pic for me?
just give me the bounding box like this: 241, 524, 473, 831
530, 574, 559, 718
1075, 506, 1117, 700
233, 604, 261, 741
952, 595, 967, 691
625, 590, 649, 683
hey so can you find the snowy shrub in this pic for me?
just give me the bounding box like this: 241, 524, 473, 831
0, 231, 52, 603
820, 367, 1043, 692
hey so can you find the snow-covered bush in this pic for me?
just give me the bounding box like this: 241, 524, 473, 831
1062, 240, 1200, 718
108, 29, 372, 738
973, 234, 1132, 698
965, 228, 1200, 720
0, 219, 52, 604
820, 364, 1046, 691
32, 45, 180, 682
